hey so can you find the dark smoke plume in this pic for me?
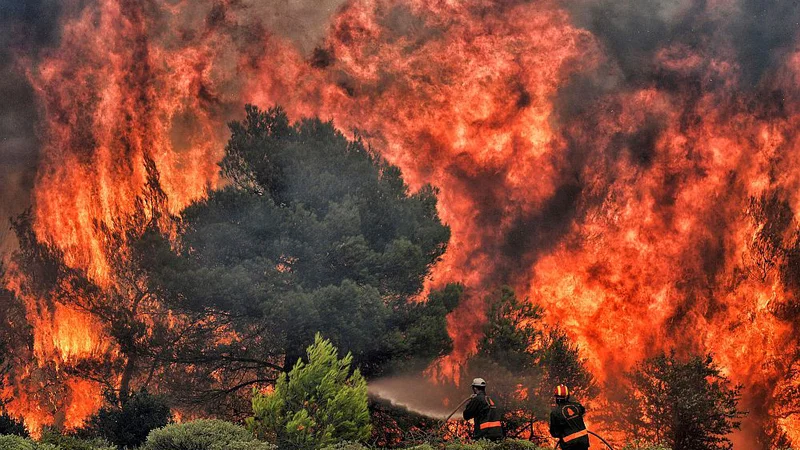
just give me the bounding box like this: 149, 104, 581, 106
562, 0, 800, 88
0, 0, 61, 257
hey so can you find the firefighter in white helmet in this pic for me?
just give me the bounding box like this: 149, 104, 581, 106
463, 377, 503, 441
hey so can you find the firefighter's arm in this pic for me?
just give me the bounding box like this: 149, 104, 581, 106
548, 411, 562, 438
463, 398, 478, 420
578, 403, 586, 415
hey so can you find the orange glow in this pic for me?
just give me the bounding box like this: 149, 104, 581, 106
5, 0, 227, 432
4, 0, 800, 445
242, 1, 800, 444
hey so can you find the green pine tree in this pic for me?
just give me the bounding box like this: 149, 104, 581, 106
604, 352, 745, 450
247, 334, 371, 449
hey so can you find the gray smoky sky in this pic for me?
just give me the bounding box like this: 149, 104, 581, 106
0, 0, 60, 257
562, 0, 800, 87
240, 0, 348, 54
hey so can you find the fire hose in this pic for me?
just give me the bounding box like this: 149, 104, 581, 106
553, 430, 614, 450
439, 396, 474, 429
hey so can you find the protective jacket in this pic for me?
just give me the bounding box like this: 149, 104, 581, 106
549, 399, 589, 449
463, 391, 503, 441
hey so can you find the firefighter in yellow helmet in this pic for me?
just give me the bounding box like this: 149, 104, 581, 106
463, 377, 504, 441
549, 385, 589, 449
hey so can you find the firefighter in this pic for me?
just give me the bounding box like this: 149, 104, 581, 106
549, 385, 590, 449
463, 377, 504, 441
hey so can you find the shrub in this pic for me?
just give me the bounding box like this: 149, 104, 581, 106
606, 352, 743, 450
496, 440, 544, 450
622, 444, 672, 450
220, 441, 277, 450
0, 434, 57, 450
444, 442, 486, 450
320, 442, 370, 450
39, 430, 116, 450
0, 413, 29, 437
80, 389, 172, 448
444, 440, 547, 450
247, 334, 371, 449
143, 419, 274, 450
405, 445, 435, 450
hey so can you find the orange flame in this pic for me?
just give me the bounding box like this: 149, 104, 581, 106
4, 0, 800, 446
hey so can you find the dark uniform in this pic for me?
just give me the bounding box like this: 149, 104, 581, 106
463, 391, 503, 441
549, 399, 589, 449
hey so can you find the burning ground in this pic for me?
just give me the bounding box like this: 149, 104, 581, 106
2, 0, 800, 447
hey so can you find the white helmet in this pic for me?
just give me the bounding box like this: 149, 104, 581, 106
471, 377, 487, 388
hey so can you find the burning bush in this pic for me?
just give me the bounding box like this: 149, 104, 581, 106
5, 0, 800, 444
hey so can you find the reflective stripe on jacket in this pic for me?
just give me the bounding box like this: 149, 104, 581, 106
549, 399, 589, 449
463, 392, 504, 441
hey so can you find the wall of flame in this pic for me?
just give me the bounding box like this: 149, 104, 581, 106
2, 0, 799, 446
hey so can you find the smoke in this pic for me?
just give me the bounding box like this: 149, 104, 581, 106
0, 0, 61, 257
5, 0, 800, 445
0, 0, 348, 258
730, 0, 800, 87
368, 375, 467, 420
234, 0, 348, 55
562, 0, 800, 87
562, 0, 706, 82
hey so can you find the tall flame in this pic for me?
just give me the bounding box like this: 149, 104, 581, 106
4, 0, 229, 431
3, 0, 800, 446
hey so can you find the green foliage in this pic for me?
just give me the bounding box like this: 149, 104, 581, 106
0, 435, 37, 450
605, 352, 744, 450
142, 105, 455, 413
79, 390, 172, 448
248, 334, 371, 449
0, 413, 29, 437
622, 443, 672, 450
0, 435, 57, 450
497, 441, 543, 450
443, 440, 546, 450
444, 443, 485, 450
191, 105, 450, 300
39, 430, 115, 450
479, 287, 544, 371
376, 283, 462, 374
5, 104, 455, 422
320, 442, 371, 450
143, 419, 274, 450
